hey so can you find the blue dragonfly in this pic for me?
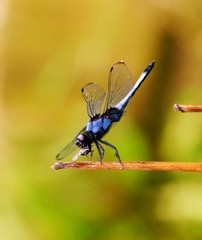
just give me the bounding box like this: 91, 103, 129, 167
56, 61, 155, 164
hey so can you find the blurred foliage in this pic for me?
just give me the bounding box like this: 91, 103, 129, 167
1, 0, 202, 239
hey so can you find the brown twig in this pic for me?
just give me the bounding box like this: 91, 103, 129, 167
51, 161, 202, 172
174, 104, 202, 113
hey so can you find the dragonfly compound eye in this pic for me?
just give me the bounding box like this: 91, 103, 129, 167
75, 135, 84, 147
75, 134, 89, 148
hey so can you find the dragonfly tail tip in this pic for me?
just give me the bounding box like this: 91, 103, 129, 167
150, 60, 155, 67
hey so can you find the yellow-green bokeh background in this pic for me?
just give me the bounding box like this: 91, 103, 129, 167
1, 1, 202, 239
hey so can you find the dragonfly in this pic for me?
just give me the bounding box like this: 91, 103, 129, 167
56, 60, 155, 164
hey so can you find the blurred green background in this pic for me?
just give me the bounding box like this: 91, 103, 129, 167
1, 0, 202, 239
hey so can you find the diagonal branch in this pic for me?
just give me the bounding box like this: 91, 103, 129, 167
51, 161, 202, 172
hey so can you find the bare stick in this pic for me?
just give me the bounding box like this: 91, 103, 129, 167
174, 104, 202, 113
51, 161, 202, 172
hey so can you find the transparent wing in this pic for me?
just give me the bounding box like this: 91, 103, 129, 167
56, 140, 77, 160
56, 127, 86, 160
82, 83, 106, 118
104, 61, 134, 112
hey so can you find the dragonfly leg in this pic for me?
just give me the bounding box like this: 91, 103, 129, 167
99, 139, 122, 164
94, 140, 105, 164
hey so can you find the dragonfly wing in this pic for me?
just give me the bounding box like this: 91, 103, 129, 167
82, 82, 106, 118
56, 140, 77, 160
104, 61, 134, 112
56, 127, 86, 160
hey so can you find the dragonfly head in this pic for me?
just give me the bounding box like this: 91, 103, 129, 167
75, 134, 92, 156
